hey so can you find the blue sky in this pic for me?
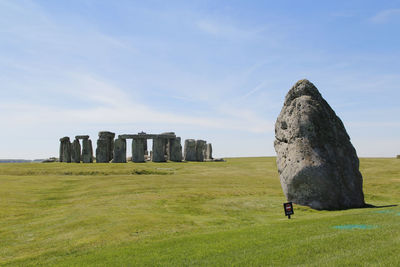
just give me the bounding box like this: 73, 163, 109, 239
0, 0, 399, 158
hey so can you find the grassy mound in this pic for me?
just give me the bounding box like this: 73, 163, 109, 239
0, 157, 399, 266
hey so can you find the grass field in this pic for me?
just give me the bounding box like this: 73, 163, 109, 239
0, 157, 399, 266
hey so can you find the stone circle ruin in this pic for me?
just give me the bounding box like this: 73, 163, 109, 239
59, 132, 214, 163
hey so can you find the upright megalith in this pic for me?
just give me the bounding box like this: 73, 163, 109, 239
152, 137, 166, 162
195, 140, 206, 162
113, 138, 126, 163
205, 143, 213, 160
59, 137, 71, 163
274, 79, 365, 210
96, 131, 115, 163
82, 138, 93, 163
71, 139, 81, 163
184, 139, 196, 161
132, 138, 146, 163
96, 138, 108, 163
161, 132, 175, 160
170, 137, 183, 162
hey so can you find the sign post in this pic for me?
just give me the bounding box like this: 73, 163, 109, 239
283, 202, 294, 219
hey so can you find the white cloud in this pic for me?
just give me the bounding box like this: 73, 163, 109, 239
370, 9, 400, 23
0, 71, 274, 133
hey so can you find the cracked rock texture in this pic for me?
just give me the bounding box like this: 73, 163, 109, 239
274, 79, 365, 210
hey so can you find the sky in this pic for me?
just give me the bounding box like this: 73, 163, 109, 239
0, 0, 399, 159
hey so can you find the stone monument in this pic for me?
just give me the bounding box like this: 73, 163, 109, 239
184, 139, 197, 161
81, 137, 93, 163
59, 131, 213, 164
195, 140, 206, 162
132, 138, 146, 163
59, 137, 71, 163
113, 137, 126, 163
71, 139, 81, 163
274, 79, 365, 210
96, 131, 115, 163
169, 137, 183, 162
205, 143, 213, 160
152, 136, 166, 162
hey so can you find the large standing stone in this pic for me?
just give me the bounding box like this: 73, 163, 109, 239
82, 139, 93, 163
132, 138, 146, 163
161, 132, 175, 160
274, 79, 365, 210
71, 139, 81, 163
96, 138, 109, 163
59, 137, 71, 163
170, 137, 183, 162
184, 139, 196, 161
205, 143, 213, 160
152, 137, 166, 162
195, 140, 206, 162
97, 131, 115, 163
113, 138, 126, 163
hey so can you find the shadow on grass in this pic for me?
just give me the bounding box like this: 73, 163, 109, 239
363, 203, 398, 208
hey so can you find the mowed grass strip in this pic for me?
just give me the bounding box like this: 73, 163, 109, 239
0, 157, 399, 266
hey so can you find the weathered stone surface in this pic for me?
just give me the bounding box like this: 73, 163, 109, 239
75, 135, 89, 140
170, 137, 183, 162
132, 138, 146, 163
195, 140, 206, 162
119, 133, 175, 139
113, 138, 126, 163
98, 131, 115, 162
152, 137, 166, 162
59, 137, 71, 163
59, 136, 70, 142
71, 139, 81, 163
98, 131, 115, 137
82, 139, 93, 163
274, 79, 365, 210
205, 143, 213, 160
63, 141, 71, 163
184, 139, 196, 161
96, 138, 109, 163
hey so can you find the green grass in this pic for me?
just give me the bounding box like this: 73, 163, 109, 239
0, 157, 399, 266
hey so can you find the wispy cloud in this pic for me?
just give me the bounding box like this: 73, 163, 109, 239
241, 80, 269, 99
370, 9, 400, 23
0, 70, 274, 134
196, 19, 267, 40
